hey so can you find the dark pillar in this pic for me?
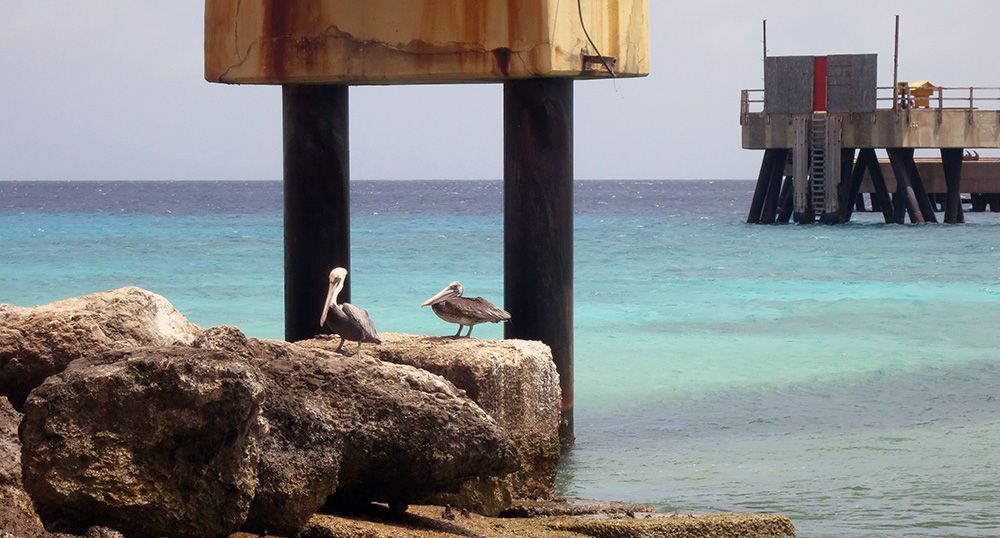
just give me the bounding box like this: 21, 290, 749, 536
941, 148, 965, 224
283, 85, 350, 342
861, 148, 894, 224
748, 150, 777, 224
760, 150, 790, 224
887, 148, 924, 224
838, 148, 862, 222
904, 150, 938, 223
504, 78, 574, 445
777, 176, 795, 223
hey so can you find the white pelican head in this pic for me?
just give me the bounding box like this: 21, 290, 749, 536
320, 267, 348, 327
421, 281, 464, 307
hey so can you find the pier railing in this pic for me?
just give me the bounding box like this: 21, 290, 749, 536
741, 86, 1000, 116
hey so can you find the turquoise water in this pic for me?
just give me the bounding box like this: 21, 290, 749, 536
1, 181, 998, 536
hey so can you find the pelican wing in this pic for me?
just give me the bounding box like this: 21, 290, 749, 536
452, 297, 511, 323
342, 302, 381, 344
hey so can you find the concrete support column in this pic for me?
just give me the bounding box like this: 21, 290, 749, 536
283, 85, 350, 342
504, 78, 574, 445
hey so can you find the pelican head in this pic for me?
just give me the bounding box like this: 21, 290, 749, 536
320, 267, 348, 327
422, 281, 464, 307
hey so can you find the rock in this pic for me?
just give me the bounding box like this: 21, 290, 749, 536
20, 347, 265, 537
194, 327, 519, 535
306, 333, 561, 513
240, 505, 797, 538
0, 396, 48, 538
542, 512, 797, 537
501, 498, 657, 518
0, 287, 201, 410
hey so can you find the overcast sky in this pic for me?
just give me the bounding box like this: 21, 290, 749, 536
1, 1, 998, 181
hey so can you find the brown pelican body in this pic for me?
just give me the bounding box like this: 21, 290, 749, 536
421, 281, 510, 337
320, 267, 381, 354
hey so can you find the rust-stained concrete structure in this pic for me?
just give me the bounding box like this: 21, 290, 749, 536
204, 1, 650, 444
205, 0, 649, 84
742, 53, 1000, 225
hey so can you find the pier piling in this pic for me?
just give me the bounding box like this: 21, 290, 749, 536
283, 85, 351, 342
941, 148, 965, 223
504, 78, 575, 444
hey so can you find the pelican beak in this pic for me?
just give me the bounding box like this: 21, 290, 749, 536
421, 286, 455, 307
319, 280, 336, 327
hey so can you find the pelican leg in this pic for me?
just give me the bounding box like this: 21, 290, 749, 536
453, 325, 464, 338
335, 336, 345, 354
356, 340, 362, 355
465, 325, 474, 338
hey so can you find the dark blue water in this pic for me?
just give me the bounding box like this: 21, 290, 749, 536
2, 181, 999, 537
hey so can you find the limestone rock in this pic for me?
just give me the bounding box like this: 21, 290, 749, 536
20, 347, 265, 537
194, 327, 519, 535
0, 287, 201, 410
0, 396, 48, 538
306, 333, 561, 513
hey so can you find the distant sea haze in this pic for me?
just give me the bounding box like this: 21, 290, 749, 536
2, 180, 999, 537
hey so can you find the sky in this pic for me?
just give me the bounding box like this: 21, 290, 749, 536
1, 1, 998, 181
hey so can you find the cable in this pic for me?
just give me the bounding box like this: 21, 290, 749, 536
577, 0, 616, 78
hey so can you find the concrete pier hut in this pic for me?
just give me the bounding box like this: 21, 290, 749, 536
204, 0, 650, 442
741, 53, 1000, 224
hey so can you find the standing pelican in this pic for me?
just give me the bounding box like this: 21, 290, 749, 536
319, 267, 381, 354
421, 281, 510, 337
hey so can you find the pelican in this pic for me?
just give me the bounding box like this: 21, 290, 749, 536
421, 281, 510, 338
319, 267, 381, 355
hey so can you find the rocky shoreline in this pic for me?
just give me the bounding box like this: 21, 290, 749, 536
1, 288, 795, 537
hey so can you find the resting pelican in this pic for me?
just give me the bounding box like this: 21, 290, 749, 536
319, 267, 381, 355
421, 281, 510, 338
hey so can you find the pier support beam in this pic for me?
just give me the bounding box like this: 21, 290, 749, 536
283, 85, 350, 342
841, 149, 866, 223
760, 150, 789, 224
860, 149, 894, 224
792, 117, 811, 223
887, 148, 924, 224
777, 175, 795, 223
941, 148, 965, 224
504, 78, 574, 445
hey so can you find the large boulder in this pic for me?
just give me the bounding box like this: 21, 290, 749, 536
306, 333, 561, 514
193, 327, 519, 535
0, 396, 47, 537
20, 347, 265, 537
0, 287, 201, 410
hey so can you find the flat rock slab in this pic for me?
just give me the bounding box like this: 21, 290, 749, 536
543, 513, 796, 537
502, 498, 657, 518
231, 505, 796, 538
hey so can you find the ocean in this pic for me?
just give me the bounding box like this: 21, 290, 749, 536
1, 180, 998, 537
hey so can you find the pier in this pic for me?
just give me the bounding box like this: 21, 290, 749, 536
742, 53, 1000, 224
204, 0, 650, 443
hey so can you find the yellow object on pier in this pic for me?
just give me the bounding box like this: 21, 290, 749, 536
204, 0, 649, 85
909, 80, 938, 108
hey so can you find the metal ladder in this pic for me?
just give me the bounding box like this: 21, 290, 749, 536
809, 114, 827, 217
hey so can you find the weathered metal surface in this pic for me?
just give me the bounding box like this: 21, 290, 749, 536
504, 78, 574, 444
743, 110, 1000, 149
283, 85, 350, 342
827, 54, 877, 113
205, 0, 649, 85
764, 56, 814, 114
